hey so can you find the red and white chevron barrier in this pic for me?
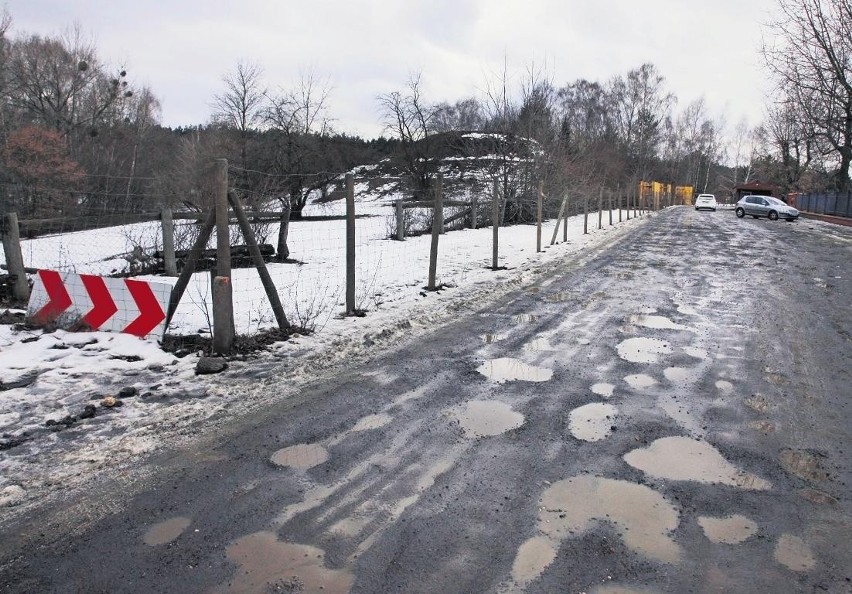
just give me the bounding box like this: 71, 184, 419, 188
26, 270, 171, 340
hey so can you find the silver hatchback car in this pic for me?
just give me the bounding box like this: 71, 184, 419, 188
735, 195, 799, 221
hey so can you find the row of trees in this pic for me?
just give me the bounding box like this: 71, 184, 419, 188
1, 0, 849, 231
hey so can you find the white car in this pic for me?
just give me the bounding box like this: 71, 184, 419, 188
694, 194, 717, 211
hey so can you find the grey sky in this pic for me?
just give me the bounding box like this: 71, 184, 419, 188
8, 0, 778, 139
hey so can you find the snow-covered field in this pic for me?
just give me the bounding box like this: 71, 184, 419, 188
0, 196, 650, 518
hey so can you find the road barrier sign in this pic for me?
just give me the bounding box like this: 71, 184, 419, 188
26, 270, 171, 340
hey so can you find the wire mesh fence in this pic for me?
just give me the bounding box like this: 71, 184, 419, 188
2, 163, 647, 348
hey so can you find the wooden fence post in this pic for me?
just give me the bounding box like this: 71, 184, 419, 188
395, 199, 405, 240
492, 178, 500, 270
618, 186, 623, 222
608, 190, 613, 226
536, 181, 543, 253
563, 196, 568, 242
345, 173, 356, 314
428, 174, 443, 290
161, 207, 178, 276
584, 196, 589, 235
549, 194, 569, 246
2, 212, 30, 302
212, 158, 233, 355
470, 194, 478, 229
228, 191, 289, 330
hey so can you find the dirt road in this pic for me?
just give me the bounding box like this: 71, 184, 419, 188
1, 207, 850, 593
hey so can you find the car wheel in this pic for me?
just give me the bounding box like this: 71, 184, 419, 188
751, 215, 759, 219
735, 207, 745, 218
768, 211, 778, 221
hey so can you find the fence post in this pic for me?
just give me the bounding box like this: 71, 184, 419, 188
618, 186, 623, 222
346, 173, 356, 314
428, 174, 444, 290
395, 200, 405, 240
212, 158, 233, 355
492, 178, 500, 270
2, 212, 30, 302
608, 190, 613, 226
161, 207, 177, 276
536, 181, 543, 253
597, 188, 603, 230
584, 196, 589, 234
563, 196, 568, 242
470, 194, 478, 229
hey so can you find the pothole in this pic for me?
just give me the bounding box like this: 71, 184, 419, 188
476, 358, 552, 382
568, 403, 617, 442
449, 400, 525, 438
143, 516, 191, 546
773, 534, 816, 572
591, 382, 615, 398
616, 338, 672, 363
271, 443, 329, 470
625, 374, 657, 389
628, 315, 692, 331
624, 436, 771, 490
351, 413, 392, 432
697, 514, 758, 544
779, 449, 829, 482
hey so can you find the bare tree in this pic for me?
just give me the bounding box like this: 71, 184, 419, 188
763, 0, 852, 190
211, 61, 265, 172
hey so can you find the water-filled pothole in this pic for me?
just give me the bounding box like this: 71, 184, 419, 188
625, 373, 657, 389
591, 382, 615, 398
143, 516, 191, 546
568, 403, 617, 442
221, 531, 354, 594
449, 400, 525, 438
624, 436, 771, 490
616, 338, 672, 363
697, 514, 758, 544
628, 315, 691, 331
476, 358, 552, 382
271, 443, 329, 470
351, 413, 392, 432
773, 534, 816, 572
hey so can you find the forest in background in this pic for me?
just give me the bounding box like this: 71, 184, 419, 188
0, 0, 848, 223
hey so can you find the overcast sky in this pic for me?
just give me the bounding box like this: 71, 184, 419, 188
9, 0, 779, 139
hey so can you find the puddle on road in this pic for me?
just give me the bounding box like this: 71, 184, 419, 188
715, 380, 734, 392
514, 314, 539, 323
271, 443, 329, 470
568, 403, 618, 442
697, 514, 758, 544
511, 536, 557, 588
351, 413, 392, 432
625, 374, 657, 389
798, 488, 838, 505
450, 400, 525, 438
749, 420, 776, 434
616, 338, 672, 363
664, 367, 699, 384
773, 534, 816, 572
684, 347, 709, 360
477, 358, 553, 383
744, 394, 770, 412
779, 449, 829, 482
482, 333, 506, 344
543, 292, 571, 303
523, 338, 552, 353
220, 531, 354, 594
143, 516, 191, 546
624, 437, 771, 490
628, 315, 692, 331
591, 382, 615, 398
537, 475, 682, 564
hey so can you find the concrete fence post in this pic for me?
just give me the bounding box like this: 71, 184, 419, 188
161, 207, 178, 276
345, 173, 356, 314
2, 212, 30, 302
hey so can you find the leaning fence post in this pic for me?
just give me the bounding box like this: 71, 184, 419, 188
345, 173, 356, 314
492, 178, 500, 270
536, 181, 543, 253
395, 199, 405, 240
160, 207, 177, 276
428, 174, 443, 290
212, 158, 233, 354
2, 212, 30, 302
